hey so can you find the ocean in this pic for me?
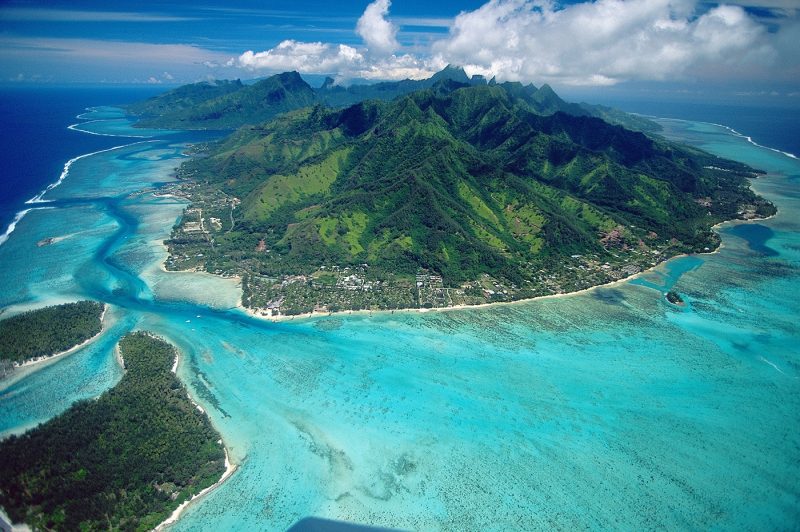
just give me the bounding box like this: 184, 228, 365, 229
0, 88, 798, 529
0, 86, 165, 241
589, 97, 800, 158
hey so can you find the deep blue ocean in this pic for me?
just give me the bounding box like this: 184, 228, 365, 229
0, 86, 165, 235
594, 98, 800, 158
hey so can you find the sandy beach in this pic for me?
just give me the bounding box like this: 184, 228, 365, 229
235, 262, 680, 325
154, 448, 237, 531
149, 343, 238, 530
233, 204, 779, 325
13, 304, 108, 370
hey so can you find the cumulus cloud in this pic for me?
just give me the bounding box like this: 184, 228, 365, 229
433, 0, 775, 85
236, 0, 790, 86
239, 40, 365, 73
238, 39, 436, 80
356, 0, 399, 55
237, 1, 437, 81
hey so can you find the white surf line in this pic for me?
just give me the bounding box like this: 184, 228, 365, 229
657, 117, 798, 160
24, 140, 157, 205
0, 206, 55, 247
0, 208, 33, 247
705, 121, 797, 160
68, 120, 153, 139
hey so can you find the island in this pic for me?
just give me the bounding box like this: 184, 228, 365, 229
0, 301, 105, 376
128, 67, 776, 317
0, 332, 229, 531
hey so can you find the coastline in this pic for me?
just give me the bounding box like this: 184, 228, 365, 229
236, 265, 658, 324
154, 448, 237, 532
234, 255, 683, 323
12, 304, 108, 370
153, 344, 238, 531
1, 304, 109, 391
235, 208, 780, 324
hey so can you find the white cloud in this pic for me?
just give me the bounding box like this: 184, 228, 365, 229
238, 39, 437, 81
237, 0, 442, 80
237, 1, 438, 80
432, 0, 776, 86
239, 40, 365, 73
356, 0, 399, 55
235, 0, 793, 87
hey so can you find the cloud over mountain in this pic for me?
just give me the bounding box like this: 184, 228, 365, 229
237, 0, 785, 87
435, 0, 774, 85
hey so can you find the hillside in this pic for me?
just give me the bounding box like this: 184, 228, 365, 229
129, 72, 316, 129
126, 66, 660, 133
162, 82, 774, 315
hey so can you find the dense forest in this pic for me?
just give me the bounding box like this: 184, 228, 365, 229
0, 332, 226, 531
0, 300, 104, 364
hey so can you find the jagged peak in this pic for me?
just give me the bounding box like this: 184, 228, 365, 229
430, 65, 471, 84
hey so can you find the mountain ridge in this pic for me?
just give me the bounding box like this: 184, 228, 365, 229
126, 66, 660, 133
158, 80, 775, 315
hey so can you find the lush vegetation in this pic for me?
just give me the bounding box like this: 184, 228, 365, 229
125, 79, 244, 122
0, 301, 104, 364
166, 81, 773, 297
126, 66, 661, 133
128, 72, 315, 130
0, 332, 226, 531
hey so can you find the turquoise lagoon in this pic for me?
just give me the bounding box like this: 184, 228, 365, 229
0, 108, 798, 530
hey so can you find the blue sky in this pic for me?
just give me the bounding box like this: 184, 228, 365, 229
1, 0, 798, 101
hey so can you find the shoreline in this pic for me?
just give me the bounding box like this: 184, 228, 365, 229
1, 305, 109, 391
236, 264, 660, 324
154, 448, 237, 531
235, 208, 780, 325
153, 344, 238, 531
236, 255, 685, 323
12, 304, 108, 370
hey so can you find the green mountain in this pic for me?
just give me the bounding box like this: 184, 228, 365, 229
127, 66, 660, 133
126, 79, 243, 119
129, 72, 316, 129
166, 82, 773, 313
315, 64, 484, 108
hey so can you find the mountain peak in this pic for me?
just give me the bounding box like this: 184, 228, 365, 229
430, 65, 471, 84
